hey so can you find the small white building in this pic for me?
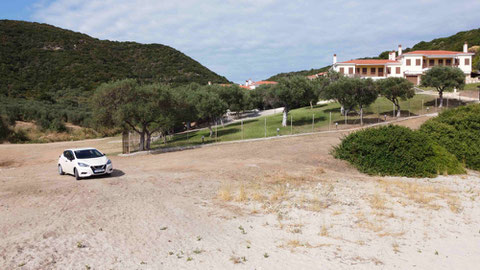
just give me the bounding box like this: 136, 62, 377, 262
332, 42, 475, 85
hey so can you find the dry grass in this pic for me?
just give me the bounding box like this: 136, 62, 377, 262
379, 179, 460, 211
369, 193, 387, 210
270, 184, 287, 201
218, 183, 233, 201
392, 242, 400, 253
236, 184, 247, 202
320, 223, 329, 237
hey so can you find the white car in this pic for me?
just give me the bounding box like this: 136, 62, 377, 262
58, 148, 113, 180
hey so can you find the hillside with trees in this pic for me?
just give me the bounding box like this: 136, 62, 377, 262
0, 20, 229, 99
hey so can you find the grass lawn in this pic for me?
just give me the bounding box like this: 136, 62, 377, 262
152, 94, 436, 149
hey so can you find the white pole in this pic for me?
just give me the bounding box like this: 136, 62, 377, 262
241, 119, 244, 140
264, 118, 267, 138
290, 114, 293, 135
312, 114, 315, 132
329, 112, 331, 131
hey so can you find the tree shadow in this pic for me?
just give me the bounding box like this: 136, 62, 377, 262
292, 116, 326, 126
424, 98, 467, 108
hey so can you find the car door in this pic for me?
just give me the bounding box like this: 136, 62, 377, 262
63, 151, 75, 174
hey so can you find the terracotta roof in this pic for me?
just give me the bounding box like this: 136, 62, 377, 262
338, 59, 399, 65
239, 85, 251, 89
254, 81, 278, 85
403, 50, 462, 55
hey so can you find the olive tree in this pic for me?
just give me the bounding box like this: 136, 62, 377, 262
377, 77, 415, 117
271, 76, 316, 127
421, 66, 465, 107
325, 77, 377, 124
190, 86, 228, 137
92, 79, 176, 151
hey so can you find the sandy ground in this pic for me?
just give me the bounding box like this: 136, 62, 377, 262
1, 116, 480, 269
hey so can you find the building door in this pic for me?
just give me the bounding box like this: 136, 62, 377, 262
406, 75, 418, 85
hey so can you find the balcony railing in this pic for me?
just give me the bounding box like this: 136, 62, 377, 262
422, 63, 458, 68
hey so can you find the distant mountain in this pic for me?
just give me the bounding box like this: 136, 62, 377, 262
0, 20, 229, 98
266, 28, 480, 80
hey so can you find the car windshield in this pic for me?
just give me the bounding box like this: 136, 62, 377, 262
74, 149, 104, 159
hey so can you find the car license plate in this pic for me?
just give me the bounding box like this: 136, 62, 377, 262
94, 169, 105, 173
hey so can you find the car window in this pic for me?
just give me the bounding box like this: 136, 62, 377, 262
64, 151, 74, 160
74, 149, 104, 159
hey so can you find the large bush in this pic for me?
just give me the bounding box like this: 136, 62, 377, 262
420, 104, 480, 171
333, 125, 465, 177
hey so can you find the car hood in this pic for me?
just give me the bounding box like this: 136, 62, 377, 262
76, 156, 108, 166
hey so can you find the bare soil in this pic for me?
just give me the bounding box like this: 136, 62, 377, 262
1, 116, 479, 269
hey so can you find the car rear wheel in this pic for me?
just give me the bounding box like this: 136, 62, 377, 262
74, 168, 81, 180
58, 164, 65, 175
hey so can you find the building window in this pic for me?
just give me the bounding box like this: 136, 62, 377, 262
416, 59, 421, 66
465, 58, 470, 65
371, 67, 376, 75
439, 59, 443, 66
396, 67, 400, 74
378, 68, 384, 76
429, 59, 434, 66
356, 68, 360, 73
455, 58, 459, 65
387, 67, 391, 74
406, 59, 411, 66
349, 67, 354, 74
362, 68, 367, 75
446, 59, 452, 65
339, 67, 344, 74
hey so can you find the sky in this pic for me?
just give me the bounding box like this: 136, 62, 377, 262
1, 0, 480, 83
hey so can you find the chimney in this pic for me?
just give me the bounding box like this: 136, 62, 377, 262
463, 41, 468, 53
389, 51, 396, 60
398, 45, 402, 56
333, 54, 337, 64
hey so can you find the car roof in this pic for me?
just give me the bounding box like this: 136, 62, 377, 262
64, 147, 99, 152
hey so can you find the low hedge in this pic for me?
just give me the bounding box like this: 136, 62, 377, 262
419, 104, 480, 171
333, 125, 465, 177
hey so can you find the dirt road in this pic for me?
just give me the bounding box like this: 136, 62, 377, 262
1, 116, 480, 269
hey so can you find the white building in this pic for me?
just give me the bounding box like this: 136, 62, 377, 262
332, 42, 475, 85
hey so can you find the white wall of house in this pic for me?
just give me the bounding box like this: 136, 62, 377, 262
457, 55, 473, 74
334, 64, 356, 75
402, 56, 423, 75
386, 64, 402, 78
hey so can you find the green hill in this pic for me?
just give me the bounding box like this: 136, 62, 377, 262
0, 20, 229, 99
266, 66, 331, 82
266, 28, 480, 80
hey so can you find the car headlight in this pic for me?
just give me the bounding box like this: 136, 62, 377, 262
78, 162, 89, 167
107, 159, 112, 165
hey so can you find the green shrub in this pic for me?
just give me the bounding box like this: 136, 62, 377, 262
420, 104, 480, 171
0, 115, 12, 142
7, 129, 29, 143
333, 125, 465, 177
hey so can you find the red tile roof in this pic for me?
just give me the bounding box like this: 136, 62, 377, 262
254, 81, 278, 85
338, 59, 399, 65
403, 50, 462, 55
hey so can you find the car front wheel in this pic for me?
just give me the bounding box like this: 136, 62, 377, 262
58, 164, 65, 175
74, 168, 81, 180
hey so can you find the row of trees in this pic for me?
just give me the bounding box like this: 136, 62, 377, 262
92, 66, 465, 151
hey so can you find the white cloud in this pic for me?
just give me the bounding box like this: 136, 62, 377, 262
32, 0, 480, 82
